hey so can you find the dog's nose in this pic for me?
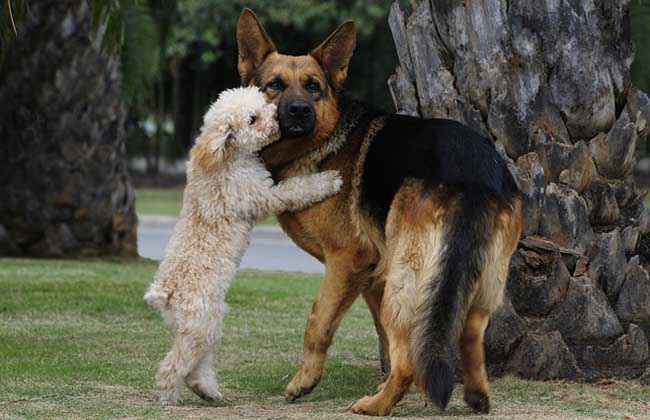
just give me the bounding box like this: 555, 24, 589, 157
287, 100, 313, 120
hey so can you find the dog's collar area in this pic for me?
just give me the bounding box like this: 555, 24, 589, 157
284, 97, 373, 175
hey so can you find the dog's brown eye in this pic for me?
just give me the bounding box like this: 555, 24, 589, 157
249, 115, 257, 125
267, 79, 284, 91
306, 81, 321, 93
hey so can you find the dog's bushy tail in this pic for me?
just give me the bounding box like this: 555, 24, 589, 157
411, 191, 494, 411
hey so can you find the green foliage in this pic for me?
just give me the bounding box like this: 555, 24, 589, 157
91, 0, 162, 100
168, 0, 389, 65
631, 0, 650, 92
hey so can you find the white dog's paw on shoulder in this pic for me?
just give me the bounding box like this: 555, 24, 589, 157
314, 170, 343, 195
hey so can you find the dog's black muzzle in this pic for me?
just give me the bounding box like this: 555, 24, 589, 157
279, 99, 316, 138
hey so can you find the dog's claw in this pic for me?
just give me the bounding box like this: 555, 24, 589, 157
464, 392, 490, 414
284, 384, 316, 403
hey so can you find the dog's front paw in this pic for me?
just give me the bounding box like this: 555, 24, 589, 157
284, 370, 319, 403
318, 170, 343, 194
351, 395, 391, 416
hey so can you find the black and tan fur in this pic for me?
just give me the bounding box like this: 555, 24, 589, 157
236, 9, 523, 416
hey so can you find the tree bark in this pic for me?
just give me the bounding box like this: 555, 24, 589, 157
389, 0, 650, 381
0, 0, 137, 257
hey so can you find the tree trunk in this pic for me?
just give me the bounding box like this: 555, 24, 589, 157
0, 0, 137, 257
389, 0, 650, 381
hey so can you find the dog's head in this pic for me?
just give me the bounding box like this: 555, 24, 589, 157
192, 86, 279, 173
236, 8, 356, 168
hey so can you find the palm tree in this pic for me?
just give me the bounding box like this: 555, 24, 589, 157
389, 0, 650, 382
0, 0, 160, 257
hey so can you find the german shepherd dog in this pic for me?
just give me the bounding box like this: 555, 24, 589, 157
237, 8, 522, 416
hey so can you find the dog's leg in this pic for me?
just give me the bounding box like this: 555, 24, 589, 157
263, 171, 342, 215
185, 349, 223, 403
461, 309, 491, 414
351, 317, 413, 416
285, 252, 363, 402
157, 323, 211, 406
361, 282, 390, 375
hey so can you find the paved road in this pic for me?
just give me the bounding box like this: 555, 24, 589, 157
137, 216, 325, 273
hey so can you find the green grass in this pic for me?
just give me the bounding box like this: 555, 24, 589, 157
135, 188, 277, 225
136, 188, 184, 217
1, 258, 649, 419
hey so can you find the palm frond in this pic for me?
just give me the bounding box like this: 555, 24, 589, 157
0, 0, 27, 66
91, 0, 161, 101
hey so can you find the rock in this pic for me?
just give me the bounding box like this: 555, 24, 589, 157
638, 208, 650, 235
641, 367, 650, 385
635, 158, 650, 176
538, 183, 595, 254
627, 89, 650, 139
615, 256, 650, 335
544, 277, 623, 344
536, 141, 596, 193
581, 182, 622, 226
507, 249, 571, 316
589, 109, 638, 180
506, 331, 583, 380
485, 296, 528, 362
622, 227, 640, 255
588, 230, 627, 303
516, 152, 546, 236
388, 67, 419, 116
582, 324, 649, 367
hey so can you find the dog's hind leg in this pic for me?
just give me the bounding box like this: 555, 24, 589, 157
185, 349, 223, 403
460, 309, 491, 413
156, 320, 214, 406
362, 282, 390, 375
351, 282, 415, 416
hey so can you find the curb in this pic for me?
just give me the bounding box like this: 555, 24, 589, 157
137, 214, 287, 240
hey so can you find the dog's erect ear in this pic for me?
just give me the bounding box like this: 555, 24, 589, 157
237, 8, 277, 85
309, 21, 356, 92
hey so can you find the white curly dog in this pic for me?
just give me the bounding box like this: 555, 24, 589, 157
144, 87, 342, 406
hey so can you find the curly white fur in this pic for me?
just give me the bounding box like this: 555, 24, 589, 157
144, 87, 342, 406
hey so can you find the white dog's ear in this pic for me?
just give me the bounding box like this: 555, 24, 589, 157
192, 126, 234, 173
211, 125, 234, 155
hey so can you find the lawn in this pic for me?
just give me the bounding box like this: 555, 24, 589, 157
1, 258, 649, 420
135, 188, 277, 225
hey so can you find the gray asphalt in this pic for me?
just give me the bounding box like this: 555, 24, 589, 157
137, 216, 325, 273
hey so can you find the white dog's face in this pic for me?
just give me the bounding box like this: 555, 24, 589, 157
202, 86, 280, 156
230, 100, 280, 154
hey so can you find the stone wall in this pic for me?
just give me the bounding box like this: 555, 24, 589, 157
0, 1, 137, 257
389, 0, 650, 381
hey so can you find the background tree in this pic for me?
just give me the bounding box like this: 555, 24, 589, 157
0, 0, 159, 257
389, 0, 650, 381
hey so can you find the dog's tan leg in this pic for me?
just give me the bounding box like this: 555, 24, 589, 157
461, 309, 491, 414
351, 320, 413, 416
285, 252, 364, 402
362, 283, 390, 375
